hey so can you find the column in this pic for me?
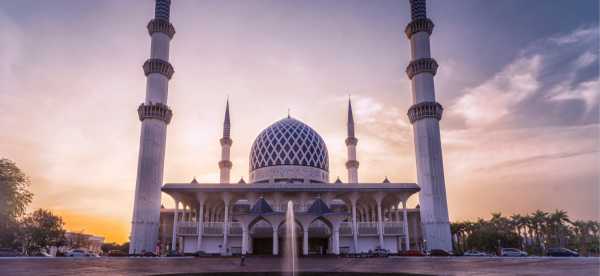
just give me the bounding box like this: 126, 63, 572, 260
171, 200, 179, 252
350, 195, 359, 253
402, 200, 410, 250
333, 226, 340, 255
241, 225, 249, 255
222, 202, 229, 255
376, 198, 384, 249
196, 200, 204, 252
272, 227, 279, 255
303, 228, 309, 256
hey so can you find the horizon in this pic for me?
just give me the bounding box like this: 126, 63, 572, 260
1, 0, 598, 243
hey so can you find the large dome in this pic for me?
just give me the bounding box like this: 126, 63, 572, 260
249, 117, 329, 183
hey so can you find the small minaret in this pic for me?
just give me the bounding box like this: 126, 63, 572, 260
130, 0, 176, 254
345, 98, 359, 183
405, 0, 452, 251
219, 99, 233, 183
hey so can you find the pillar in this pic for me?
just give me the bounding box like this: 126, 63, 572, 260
241, 225, 249, 255
402, 200, 410, 250
196, 199, 205, 252
303, 228, 309, 256
350, 194, 359, 253
333, 226, 340, 255
272, 227, 279, 255
222, 202, 229, 255
171, 200, 179, 252
376, 196, 384, 249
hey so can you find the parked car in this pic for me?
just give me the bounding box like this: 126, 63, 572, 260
0, 248, 22, 257
500, 248, 527, 257
429, 249, 452, 256
373, 248, 390, 257
66, 249, 89, 257
398, 250, 426, 257
463, 250, 489, 257
547, 247, 579, 257
107, 250, 128, 257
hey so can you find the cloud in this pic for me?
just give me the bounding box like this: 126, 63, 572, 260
452, 55, 542, 128
451, 25, 599, 129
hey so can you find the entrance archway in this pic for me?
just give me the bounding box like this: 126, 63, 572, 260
248, 217, 273, 255
308, 217, 332, 255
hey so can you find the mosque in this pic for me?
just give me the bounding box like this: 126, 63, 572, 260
129, 0, 452, 256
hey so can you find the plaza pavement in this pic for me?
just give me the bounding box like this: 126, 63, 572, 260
0, 256, 598, 276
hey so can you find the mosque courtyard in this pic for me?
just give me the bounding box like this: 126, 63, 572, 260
0, 256, 597, 276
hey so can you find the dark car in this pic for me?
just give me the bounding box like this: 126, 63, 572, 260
547, 247, 579, 257
107, 250, 128, 257
429, 249, 452, 256
399, 250, 426, 256
0, 248, 22, 257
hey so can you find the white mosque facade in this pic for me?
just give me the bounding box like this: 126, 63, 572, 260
129, 0, 452, 255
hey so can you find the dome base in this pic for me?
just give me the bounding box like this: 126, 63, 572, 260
250, 165, 329, 184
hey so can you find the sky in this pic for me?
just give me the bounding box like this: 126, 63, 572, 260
0, 0, 598, 243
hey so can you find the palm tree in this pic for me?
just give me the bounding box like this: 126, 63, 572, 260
548, 210, 570, 247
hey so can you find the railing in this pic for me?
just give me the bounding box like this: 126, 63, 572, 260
339, 222, 353, 236
203, 222, 224, 236
383, 222, 404, 236
229, 222, 242, 236
177, 221, 198, 235
357, 222, 378, 236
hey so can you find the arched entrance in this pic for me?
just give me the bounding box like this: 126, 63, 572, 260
248, 217, 273, 255
278, 219, 303, 256
308, 217, 332, 255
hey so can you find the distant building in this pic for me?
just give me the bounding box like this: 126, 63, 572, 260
130, 0, 452, 255
62, 232, 105, 253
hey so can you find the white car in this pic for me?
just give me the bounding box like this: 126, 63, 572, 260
66, 249, 89, 257
463, 250, 489, 256
500, 248, 527, 257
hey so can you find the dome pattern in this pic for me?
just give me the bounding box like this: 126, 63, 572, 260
250, 117, 329, 172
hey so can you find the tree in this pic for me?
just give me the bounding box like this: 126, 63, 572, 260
19, 209, 66, 254
0, 158, 34, 248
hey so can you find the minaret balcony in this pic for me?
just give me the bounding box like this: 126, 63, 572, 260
147, 19, 176, 39
220, 137, 233, 146
138, 102, 173, 124
345, 137, 358, 146
404, 18, 434, 39
407, 101, 443, 124
143, 58, 174, 80
345, 160, 360, 169
219, 160, 233, 169
406, 58, 438, 79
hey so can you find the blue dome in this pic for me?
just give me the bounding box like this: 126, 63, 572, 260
250, 117, 329, 172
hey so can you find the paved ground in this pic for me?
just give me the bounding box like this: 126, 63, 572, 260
0, 256, 598, 276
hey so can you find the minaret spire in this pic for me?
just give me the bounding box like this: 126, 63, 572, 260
405, 0, 452, 251
219, 99, 233, 184
130, 0, 176, 255
345, 96, 359, 183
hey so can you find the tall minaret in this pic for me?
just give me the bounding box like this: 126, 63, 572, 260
405, 0, 452, 251
219, 100, 233, 183
345, 98, 359, 183
130, 0, 175, 254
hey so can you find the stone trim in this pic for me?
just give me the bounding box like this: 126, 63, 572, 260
143, 58, 174, 80
147, 19, 176, 39
407, 101, 443, 124
406, 58, 438, 79
345, 160, 360, 169
138, 102, 173, 124
404, 18, 434, 39
345, 137, 358, 146
219, 160, 233, 169
220, 137, 233, 146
